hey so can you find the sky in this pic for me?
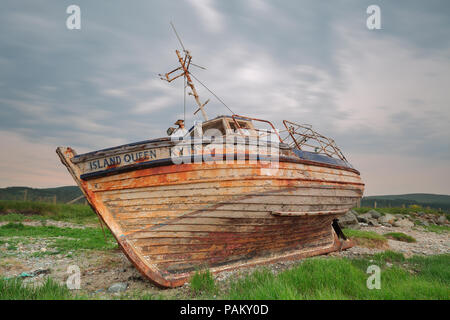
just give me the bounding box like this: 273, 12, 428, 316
0, 0, 449, 196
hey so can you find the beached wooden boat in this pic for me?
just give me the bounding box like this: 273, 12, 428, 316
57, 44, 364, 288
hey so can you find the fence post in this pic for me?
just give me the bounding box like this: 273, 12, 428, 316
23, 189, 28, 201
53, 195, 57, 204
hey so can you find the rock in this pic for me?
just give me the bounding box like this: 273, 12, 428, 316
393, 219, 414, 228
422, 221, 429, 226
368, 219, 380, 227
338, 210, 360, 229
367, 209, 381, 219
357, 213, 372, 223
107, 282, 128, 293
378, 214, 395, 224
437, 215, 448, 225
32, 268, 50, 276
418, 211, 426, 216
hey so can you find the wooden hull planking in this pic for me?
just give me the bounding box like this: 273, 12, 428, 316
57, 147, 364, 287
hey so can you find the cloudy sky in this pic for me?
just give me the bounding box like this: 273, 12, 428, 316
0, 0, 449, 195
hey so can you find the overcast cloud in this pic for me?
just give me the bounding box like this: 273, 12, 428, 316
0, 0, 449, 195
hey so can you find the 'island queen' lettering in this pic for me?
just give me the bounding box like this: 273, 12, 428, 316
87, 149, 159, 172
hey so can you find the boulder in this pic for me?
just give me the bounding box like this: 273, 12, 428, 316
378, 213, 395, 225
367, 209, 381, 219
368, 218, 380, 227
437, 215, 448, 225
393, 219, 414, 228
107, 282, 128, 293
357, 213, 372, 223
338, 210, 360, 229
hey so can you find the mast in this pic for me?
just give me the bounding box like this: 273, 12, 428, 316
160, 49, 209, 121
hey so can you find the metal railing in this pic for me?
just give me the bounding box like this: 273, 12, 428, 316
281, 120, 347, 161
231, 115, 283, 143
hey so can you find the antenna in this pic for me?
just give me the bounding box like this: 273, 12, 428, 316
170, 21, 186, 52
159, 23, 209, 121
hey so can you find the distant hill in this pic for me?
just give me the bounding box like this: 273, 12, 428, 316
362, 193, 450, 212
1, 187, 449, 212
0, 186, 84, 204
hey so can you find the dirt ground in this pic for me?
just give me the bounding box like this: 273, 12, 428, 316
1, 221, 448, 298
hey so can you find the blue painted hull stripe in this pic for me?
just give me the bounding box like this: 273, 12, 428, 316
79, 153, 359, 181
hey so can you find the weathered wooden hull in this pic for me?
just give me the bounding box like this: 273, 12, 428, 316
57, 146, 364, 288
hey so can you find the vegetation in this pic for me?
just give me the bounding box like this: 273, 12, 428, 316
0, 186, 83, 204
0, 200, 96, 224
384, 232, 416, 243
223, 254, 450, 300
343, 229, 388, 248
0, 193, 448, 300
0, 222, 117, 254
190, 269, 217, 296
421, 224, 450, 234
361, 193, 450, 213
0, 277, 85, 300
1, 247, 448, 300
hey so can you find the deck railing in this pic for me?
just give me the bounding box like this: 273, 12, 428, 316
281, 120, 347, 161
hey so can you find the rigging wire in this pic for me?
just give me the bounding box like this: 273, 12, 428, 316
188, 71, 235, 115
183, 75, 186, 121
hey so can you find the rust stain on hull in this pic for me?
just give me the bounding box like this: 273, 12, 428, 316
57, 147, 364, 288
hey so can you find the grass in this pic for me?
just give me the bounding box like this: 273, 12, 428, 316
0, 222, 117, 254
1, 251, 448, 300
421, 224, 450, 234
223, 253, 450, 300
0, 202, 448, 300
343, 228, 388, 248
181, 251, 449, 300
190, 269, 217, 296
0, 200, 96, 224
384, 232, 416, 243
0, 277, 86, 300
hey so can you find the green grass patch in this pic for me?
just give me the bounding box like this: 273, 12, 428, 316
0, 277, 85, 300
190, 269, 217, 296
384, 232, 416, 243
406, 254, 450, 286
421, 224, 450, 234
343, 229, 388, 249
0, 222, 117, 254
0, 200, 96, 224
224, 254, 450, 300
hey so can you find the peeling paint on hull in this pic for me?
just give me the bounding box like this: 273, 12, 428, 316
57, 146, 364, 288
